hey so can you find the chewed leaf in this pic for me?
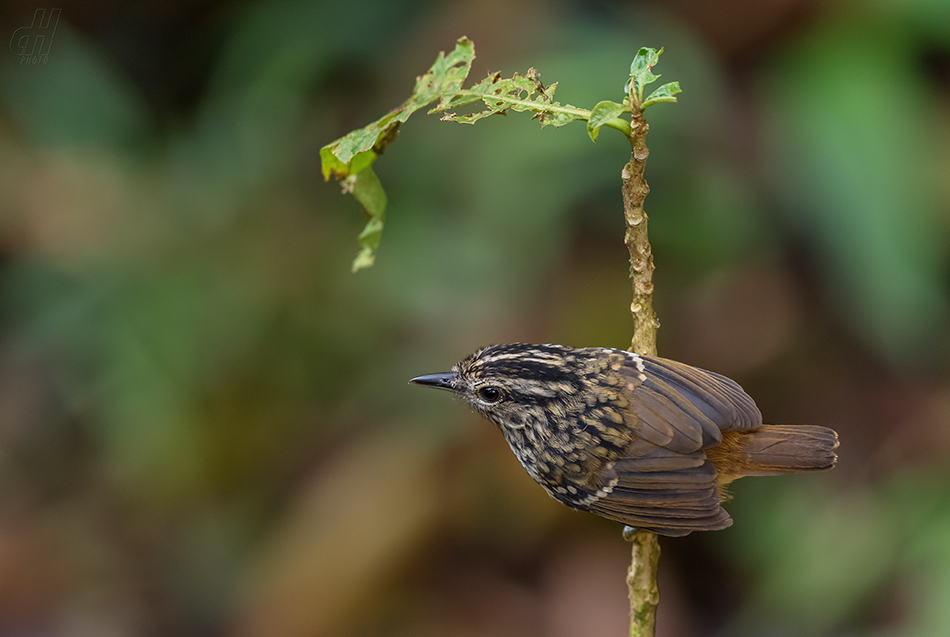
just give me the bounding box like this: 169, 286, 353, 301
320, 37, 678, 272
587, 100, 627, 141
320, 37, 474, 270
629, 47, 663, 103
642, 82, 682, 109
321, 37, 476, 178
433, 68, 585, 128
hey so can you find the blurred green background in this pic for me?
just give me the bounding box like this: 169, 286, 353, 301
0, 0, 949, 635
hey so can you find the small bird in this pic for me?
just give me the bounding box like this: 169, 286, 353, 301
410, 343, 838, 537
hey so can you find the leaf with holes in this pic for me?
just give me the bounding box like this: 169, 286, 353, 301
628, 47, 663, 104
432, 68, 586, 127
321, 37, 475, 270
322, 37, 475, 176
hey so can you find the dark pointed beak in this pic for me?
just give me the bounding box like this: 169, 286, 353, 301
409, 372, 457, 392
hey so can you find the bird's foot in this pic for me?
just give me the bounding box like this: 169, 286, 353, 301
622, 525, 639, 541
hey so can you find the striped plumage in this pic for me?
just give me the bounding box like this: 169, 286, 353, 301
411, 343, 838, 537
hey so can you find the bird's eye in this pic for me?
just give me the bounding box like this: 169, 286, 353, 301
477, 386, 503, 403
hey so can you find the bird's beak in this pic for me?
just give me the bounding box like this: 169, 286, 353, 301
409, 372, 457, 392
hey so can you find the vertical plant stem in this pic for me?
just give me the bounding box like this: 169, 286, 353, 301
622, 110, 661, 637
623, 112, 658, 359
626, 530, 660, 637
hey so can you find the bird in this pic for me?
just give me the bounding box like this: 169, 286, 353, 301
410, 343, 839, 537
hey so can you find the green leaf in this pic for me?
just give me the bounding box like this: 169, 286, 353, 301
319, 37, 474, 270
432, 68, 587, 128
322, 37, 678, 271
351, 218, 383, 271
345, 167, 387, 272
642, 81, 681, 109
629, 47, 663, 102
587, 100, 627, 141
320, 37, 475, 179
321, 147, 376, 181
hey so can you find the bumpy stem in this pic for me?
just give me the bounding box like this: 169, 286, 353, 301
623, 113, 658, 358
622, 111, 661, 637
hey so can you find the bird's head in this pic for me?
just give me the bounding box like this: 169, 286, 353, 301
410, 343, 587, 431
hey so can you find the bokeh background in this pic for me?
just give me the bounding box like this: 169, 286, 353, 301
1, 0, 949, 635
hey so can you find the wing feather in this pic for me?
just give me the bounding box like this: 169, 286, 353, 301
643, 358, 762, 433
586, 442, 732, 536
618, 355, 762, 454
560, 349, 764, 536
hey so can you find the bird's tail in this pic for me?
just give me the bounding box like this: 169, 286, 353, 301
709, 424, 839, 478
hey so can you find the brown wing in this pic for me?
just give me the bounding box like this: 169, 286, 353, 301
586, 439, 731, 536
646, 357, 762, 432
618, 355, 763, 453
583, 354, 762, 536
